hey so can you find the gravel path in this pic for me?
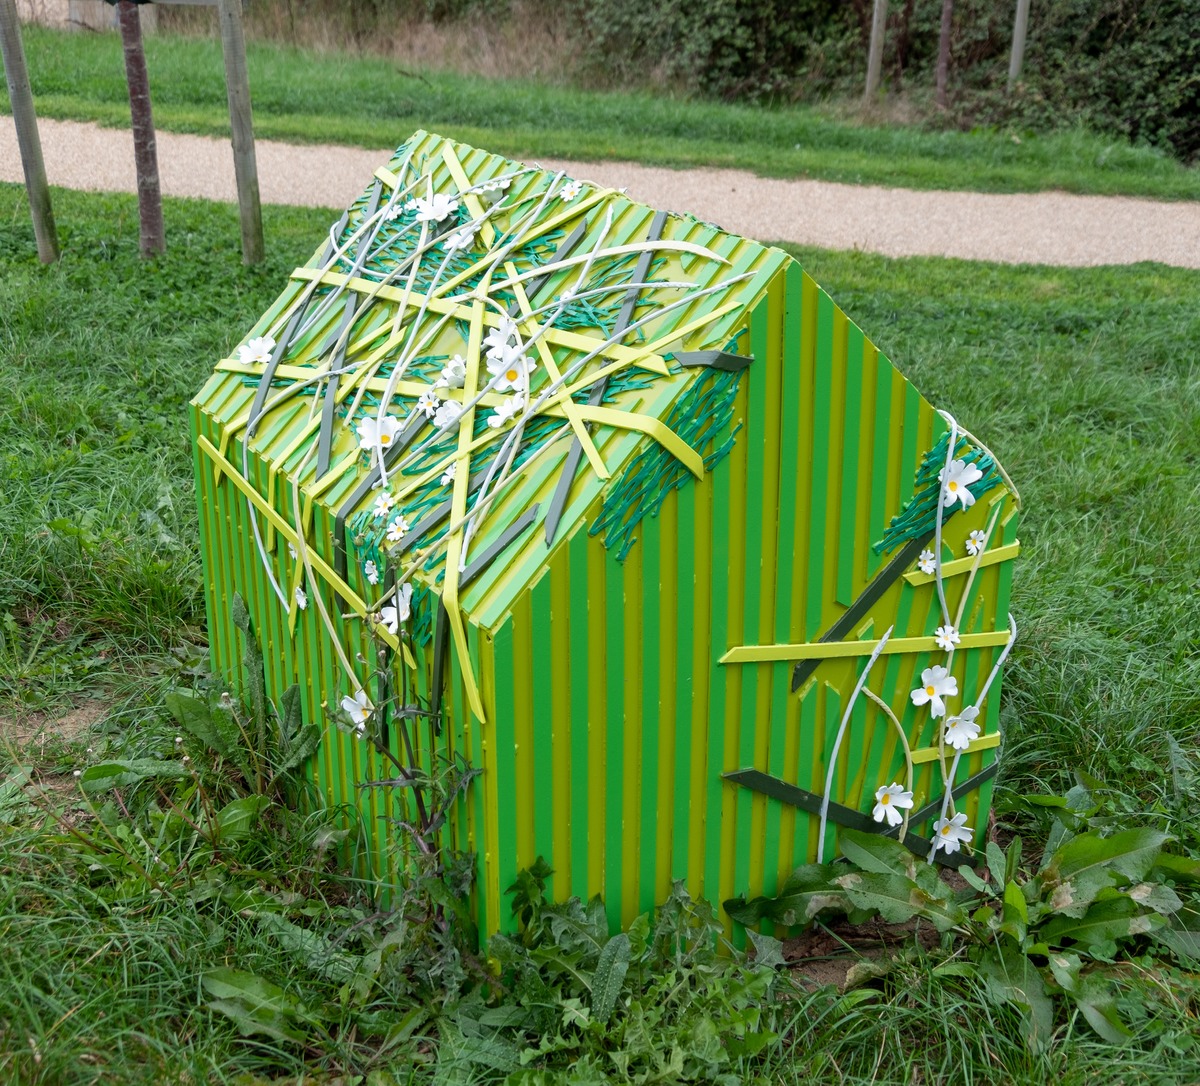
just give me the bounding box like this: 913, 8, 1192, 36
5, 117, 1200, 268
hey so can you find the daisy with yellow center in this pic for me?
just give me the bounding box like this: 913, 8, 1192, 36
910, 664, 957, 718
931, 812, 973, 854
939, 458, 983, 510
871, 783, 914, 828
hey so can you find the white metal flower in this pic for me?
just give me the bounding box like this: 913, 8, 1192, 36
364, 559, 379, 585
441, 461, 457, 486
940, 458, 983, 510
372, 491, 396, 520
294, 586, 307, 610
435, 355, 468, 389
416, 389, 440, 419
910, 665, 958, 718
288, 542, 297, 560
944, 705, 981, 752
932, 812, 973, 854
871, 783, 914, 828
488, 395, 525, 430
358, 415, 401, 453
386, 514, 411, 543
483, 318, 520, 355
444, 225, 477, 252
380, 582, 414, 634
917, 549, 936, 576
340, 689, 372, 730
934, 624, 961, 652
477, 176, 511, 193
558, 179, 582, 202
237, 335, 275, 366
487, 347, 536, 393
966, 529, 988, 557
433, 400, 464, 431
409, 193, 459, 223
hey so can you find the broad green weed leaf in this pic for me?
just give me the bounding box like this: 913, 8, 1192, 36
202, 967, 315, 1043
590, 932, 630, 1024
80, 759, 188, 793
213, 795, 271, 842
838, 828, 918, 879
724, 863, 846, 929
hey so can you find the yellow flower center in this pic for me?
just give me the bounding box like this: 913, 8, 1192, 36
379, 433, 392, 445
941, 825, 951, 835
505, 368, 519, 382
948, 481, 958, 491
926, 685, 936, 696
880, 793, 891, 805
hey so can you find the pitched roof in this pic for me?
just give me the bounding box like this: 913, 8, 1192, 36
198, 130, 789, 646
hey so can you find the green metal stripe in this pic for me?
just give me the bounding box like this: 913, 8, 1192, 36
529, 575, 555, 868
603, 547, 625, 932
805, 291, 835, 639
837, 322, 865, 606
567, 529, 592, 901
638, 514, 662, 914
491, 618, 519, 932
703, 411, 734, 915
672, 483, 697, 880
868, 351, 895, 578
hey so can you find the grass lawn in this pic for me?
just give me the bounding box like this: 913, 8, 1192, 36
6, 26, 1200, 202
2, 183, 1199, 1084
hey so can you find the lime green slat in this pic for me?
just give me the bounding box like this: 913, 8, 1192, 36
490, 618, 519, 932
868, 352, 896, 577
530, 575, 555, 867
735, 300, 771, 906
766, 267, 805, 887
899, 384, 923, 512
862, 586, 916, 809
805, 291, 835, 638
703, 415, 734, 913
638, 514, 663, 915
836, 322, 866, 607
567, 529, 592, 902
672, 482, 697, 879
603, 548, 625, 933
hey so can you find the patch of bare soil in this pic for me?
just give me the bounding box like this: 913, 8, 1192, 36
1, 698, 110, 748
783, 916, 940, 991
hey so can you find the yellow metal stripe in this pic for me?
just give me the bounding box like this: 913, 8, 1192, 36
904, 541, 1021, 586
289, 267, 671, 375
720, 629, 1012, 664
198, 435, 414, 669
910, 731, 1001, 764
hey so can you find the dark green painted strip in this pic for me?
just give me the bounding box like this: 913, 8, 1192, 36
675, 349, 754, 372
805, 291, 835, 639
791, 532, 933, 692
898, 383, 922, 512
836, 323, 865, 607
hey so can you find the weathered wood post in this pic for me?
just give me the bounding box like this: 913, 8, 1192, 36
0, 0, 59, 262
115, 0, 166, 256
864, 0, 888, 102
215, 0, 263, 263
1008, 0, 1031, 91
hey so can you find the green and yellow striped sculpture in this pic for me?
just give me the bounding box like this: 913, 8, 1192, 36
190, 130, 1020, 943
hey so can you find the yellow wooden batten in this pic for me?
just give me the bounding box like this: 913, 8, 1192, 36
904, 541, 1021, 585
718, 628, 1012, 665
198, 435, 416, 669
909, 731, 1001, 764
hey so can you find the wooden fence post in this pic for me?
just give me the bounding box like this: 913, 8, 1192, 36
864, 0, 888, 102
117, 0, 165, 256
216, 0, 263, 264
1008, 0, 1030, 92
0, 0, 59, 262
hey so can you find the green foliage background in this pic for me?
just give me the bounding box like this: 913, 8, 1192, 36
569, 0, 1200, 161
